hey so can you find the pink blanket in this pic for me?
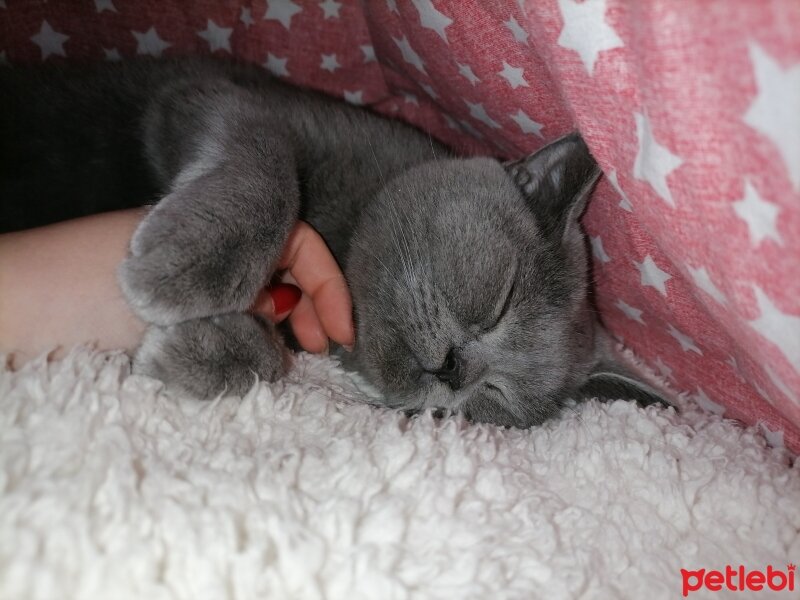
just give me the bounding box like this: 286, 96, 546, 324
2, 0, 798, 452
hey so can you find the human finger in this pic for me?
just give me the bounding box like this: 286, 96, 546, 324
285, 287, 328, 353
278, 222, 354, 349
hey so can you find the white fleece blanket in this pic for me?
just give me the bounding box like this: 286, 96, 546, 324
1, 348, 798, 600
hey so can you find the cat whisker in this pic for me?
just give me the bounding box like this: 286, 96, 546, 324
366, 136, 386, 188
372, 253, 393, 278
386, 199, 417, 285
366, 133, 413, 274
427, 130, 438, 160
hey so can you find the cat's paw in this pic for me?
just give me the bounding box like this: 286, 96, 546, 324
118, 182, 282, 326
133, 314, 289, 399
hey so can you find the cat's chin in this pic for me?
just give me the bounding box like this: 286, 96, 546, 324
398, 404, 554, 430
372, 390, 540, 430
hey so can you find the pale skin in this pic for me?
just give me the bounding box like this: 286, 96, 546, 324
0, 207, 355, 368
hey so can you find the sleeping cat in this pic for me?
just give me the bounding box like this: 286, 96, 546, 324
0, 57, 666, 427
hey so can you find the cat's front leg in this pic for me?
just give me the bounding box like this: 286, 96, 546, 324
118, 76, 300, 326
134, 314, 289, 398
119, 150, 298, 325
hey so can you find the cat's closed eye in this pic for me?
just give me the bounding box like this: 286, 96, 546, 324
475, 277, 517, 335
483, 382, 506, 400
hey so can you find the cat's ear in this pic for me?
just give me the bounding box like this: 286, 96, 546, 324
578, 329, 671, 409
505, 132, 601, 241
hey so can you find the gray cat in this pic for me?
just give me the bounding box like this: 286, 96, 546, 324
0, 57, 666, 427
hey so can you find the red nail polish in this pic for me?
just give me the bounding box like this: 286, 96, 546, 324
269, 283, 302, 315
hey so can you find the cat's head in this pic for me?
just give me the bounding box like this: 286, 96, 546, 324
345, 133, 665, 427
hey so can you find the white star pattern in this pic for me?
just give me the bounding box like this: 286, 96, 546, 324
402, 92, 419, 105
197, 20, 232, 53
687, 265, 727, 305
343, 90, 364, 105
633, 112, 683, 207
510, 110, 544, 138
607, 170, 633, 212
748, 285, 800, 372
103, 47, 121, 61
615, 299, 645, 325
94, 0, 116, 13
732, 180, 783, 247
361, 45, 376, 63
754, 381, 770, 403
668, 324, 702, 355
264, 0, 302, 29
634, 255, 672, 297
557, 0, 623, 75
498, 61, 529, 89
590, 235, 610, 263
320, 53, 341, 72
411, 0, 452, 43
758, 422, 784, 449
654, 357, 674, 381
465, 101, 500, 129
442, 114, 460, 131
240, 7, 255, 28
458, 119, 484, 139
132, 27, 170, 57
420, 83, 438, 99
743, 42, 800, 192
393, 36, 427, 74
386, 0, 399, 15
319, 0, 342, 19
726, 355, 745, 381
694, 388, 725, 415
504, 15, 529, 45
457, 62, 480, 85
264, 53, 289, 77
31, 20, 69, 60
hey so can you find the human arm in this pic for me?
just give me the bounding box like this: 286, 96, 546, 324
0, 208, 354, 367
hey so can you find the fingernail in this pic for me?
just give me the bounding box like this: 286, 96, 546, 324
269, 283, 302, 316
343, 344, 354, 353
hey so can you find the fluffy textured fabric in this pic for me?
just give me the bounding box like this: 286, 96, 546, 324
1, 348, 797, 599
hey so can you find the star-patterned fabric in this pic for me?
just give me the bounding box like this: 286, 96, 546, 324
1, 0, 798, 452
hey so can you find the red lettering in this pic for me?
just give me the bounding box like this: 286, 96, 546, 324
746, 570, 765, 591
724, 564, 738, 591
681, 569, 705, 597
705, 570, 723, 591
767, 565, 787, 591
682, 564, 796, 595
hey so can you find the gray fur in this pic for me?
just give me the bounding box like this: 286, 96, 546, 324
0, 57, 668, 425
136, 313, 288, 398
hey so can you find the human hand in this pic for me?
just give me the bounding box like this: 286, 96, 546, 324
249, 221, 354, 354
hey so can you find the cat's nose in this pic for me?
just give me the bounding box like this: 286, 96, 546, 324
435, 347, 464, 390
436, 348, 483, 392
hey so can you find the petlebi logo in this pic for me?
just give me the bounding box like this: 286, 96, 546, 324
681, 564, 795, 596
